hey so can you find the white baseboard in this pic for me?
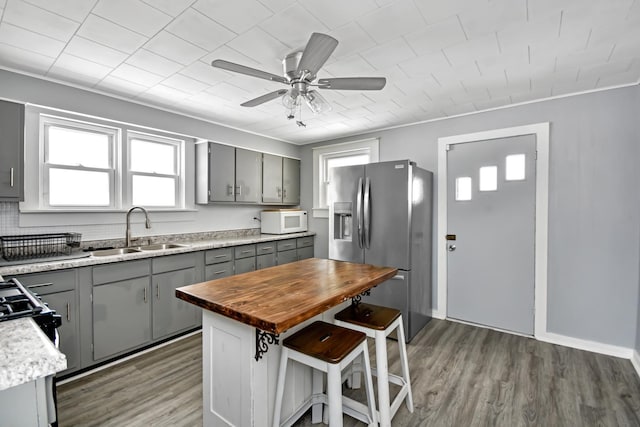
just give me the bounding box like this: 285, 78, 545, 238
631, 350, 640, 378
430, 309, 446, 320
536, 331, 633, 359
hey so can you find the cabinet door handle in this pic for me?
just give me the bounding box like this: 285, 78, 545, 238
27, 282, 53, 289
277, 187, 282, 197
283, 188, 287, 199
156, 284, 160, 300
10, 168, 14, 187
226, 184, 234, 196
235, 185, 242, 196
66, 302, 70, 322
144, 287, 147, 303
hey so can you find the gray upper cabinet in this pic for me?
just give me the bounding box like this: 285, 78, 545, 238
0, 100, 24, 201
282, 157, 300, 205
196, 142, 261, 204
262, 154, 300, 205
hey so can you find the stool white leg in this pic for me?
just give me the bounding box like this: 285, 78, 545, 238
326, 363, 343, 427
396, 319, 414, 412
375, 329, 392, 427
360, 342, 378, 427
311, 368, 324, 423
272, 348, 289, 427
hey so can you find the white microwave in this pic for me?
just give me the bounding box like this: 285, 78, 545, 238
261, 210, 308, 234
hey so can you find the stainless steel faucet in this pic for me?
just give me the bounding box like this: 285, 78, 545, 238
126, 206, 152, 247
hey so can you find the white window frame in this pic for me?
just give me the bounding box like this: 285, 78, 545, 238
312, 138, 379, 218
126, 131, 184, 209
40, 115, 120, 210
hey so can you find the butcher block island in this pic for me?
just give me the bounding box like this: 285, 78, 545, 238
176, 258, 397, 427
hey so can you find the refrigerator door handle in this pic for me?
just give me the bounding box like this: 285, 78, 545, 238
364, 177, 371, 249
356, 177, 364, 248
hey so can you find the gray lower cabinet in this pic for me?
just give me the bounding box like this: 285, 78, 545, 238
277, 249, 298, 265
256, 242, 276, 269
234, 244, 256, 274
152, 268, 197, 339
93, 275, 151, 361
276, 236, 315, 265
205, 247, 233, 280
297, 236, 314, 261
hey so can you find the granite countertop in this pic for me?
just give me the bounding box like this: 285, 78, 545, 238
0, 318, 67, 391
0, 231, 315, 276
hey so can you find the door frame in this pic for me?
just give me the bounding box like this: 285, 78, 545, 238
436, 123, 549, 338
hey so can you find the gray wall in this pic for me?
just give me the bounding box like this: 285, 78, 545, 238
301, 85, 640, 349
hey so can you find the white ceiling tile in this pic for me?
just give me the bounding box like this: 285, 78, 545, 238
579, 58, 635, 83
139, 0, 194, 17
180, 60, 232, 84
193, 0, 273, 34
398, 51, 452, 77
472, 96, 511, 111
225, 27, 291, 66
256, 0, 296, 14
4, 0, 79, 42
476, 49, 529, 75
48, 53, 112, 84
161, 73, 209, 94
139, 84, 192, 101
597, 59, 640, 87
202, 45, 263, 69
327, 22, 377, 60
225, 74, 282, 94
555, 43, 616, 70
458, 0, 526, 39
259, 4, 328, 50
110, 63, 166, 87
145, 31, 207, 65
126, 49, 184, 77
443, 33, 500, 67
77, 14, 148, 54
497, 14, 561, 55
0, 22, 65, 57
393, 76, 441, 96
21, 0, 96, 22
206, 81, 253, 102
405, 16, 467, 57
333, 93, 372, 109
357, 0, 425, 44
96, 75, 148, 97
323, 54, 375, 77
166, 8, 235, 51
0, 42, 55, 73
298, 0, 379, 30
414, 0, 487, 25
65, 36, 129, 68
93, 0, 172, 37
360, 38, 416, 70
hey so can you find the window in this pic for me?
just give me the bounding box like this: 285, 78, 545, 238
455, 177, 472, 201
505, 154, 526, 180
479, 166, 498, 191
313, 138, 379, 218
38, 114, 185, 210
128, 133, 181, 207
42, 117, 118, 207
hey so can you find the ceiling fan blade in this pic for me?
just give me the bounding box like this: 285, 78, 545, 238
241, 89, 289, 107
212, 59, 288, 84
296, 33, 338, 77
317, 77, 387, 90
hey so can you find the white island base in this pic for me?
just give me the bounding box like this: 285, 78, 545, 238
202, 303, 349, 427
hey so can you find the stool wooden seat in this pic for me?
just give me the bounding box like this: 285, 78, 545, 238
335, 303, 414, 427
272, 321, 377, 427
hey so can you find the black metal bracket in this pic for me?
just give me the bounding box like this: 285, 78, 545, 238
255, 329, 279, 361
351, 289, 371, 306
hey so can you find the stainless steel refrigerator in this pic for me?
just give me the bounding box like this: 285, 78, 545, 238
328, 160, 433, 342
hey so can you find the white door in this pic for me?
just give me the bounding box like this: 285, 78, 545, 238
447, 135, 536, 335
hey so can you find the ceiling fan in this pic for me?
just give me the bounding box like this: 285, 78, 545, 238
211, 33, 386, 123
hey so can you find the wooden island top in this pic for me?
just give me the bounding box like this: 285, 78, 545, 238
176, 258, 397, 335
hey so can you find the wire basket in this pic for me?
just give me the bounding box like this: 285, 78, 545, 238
0, 233, 82, 261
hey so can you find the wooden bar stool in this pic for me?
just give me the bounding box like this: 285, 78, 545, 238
272, 321, 377, 427
335, 303, 414, 427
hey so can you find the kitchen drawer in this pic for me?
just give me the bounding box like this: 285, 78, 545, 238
152, 253, 196, 274
256, 253, 276, 269
15, 269, 75, 295
296, 236, 314, 248
93, 260, 150, 286
297, 246, 314, 260
235, 257, 256, 274
205, 262, 233, 280
256, 242, 275, 255
276, 239, 296, 252
205, 247, 233, 265
234, 244, 256, 259
277, 249, 298, 265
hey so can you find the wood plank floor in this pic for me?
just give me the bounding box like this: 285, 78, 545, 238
57, 320, 640, 426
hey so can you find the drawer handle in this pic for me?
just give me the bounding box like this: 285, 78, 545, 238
214, 254, 227, 259
27, 283, 54, 288
260, 246, 273, 251
240, 250, 252, 254
66, 302, 70, 322
144, 287, 147, 303
214, 270, 226, 275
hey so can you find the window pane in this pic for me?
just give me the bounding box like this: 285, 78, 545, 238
455, 177, 472, 201
130, 139, 176, 174
479, 166, 498, 191
506, 154, 526, 180
132, 175, 176, 206
47, 126, 111, 168
49, 169, 110, 206
326, 154, 369, 169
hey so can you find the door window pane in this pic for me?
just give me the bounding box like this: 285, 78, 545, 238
130, 139, 176, 174
49, 169, 110, 206
506, 154, 526, 181
47, 126, 111, 168
479, 166, 498, 191
455, 177, 472, 201
132, 176, 176, 206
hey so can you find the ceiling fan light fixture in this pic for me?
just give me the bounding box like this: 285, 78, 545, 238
303, 90, 331, 114
282, 90, 300, 109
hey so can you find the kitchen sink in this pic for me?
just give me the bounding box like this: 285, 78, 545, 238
90, 248, 142, 257
135, 243, 189, 251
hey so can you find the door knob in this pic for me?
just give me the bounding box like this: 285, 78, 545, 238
448, 244, 456, 252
